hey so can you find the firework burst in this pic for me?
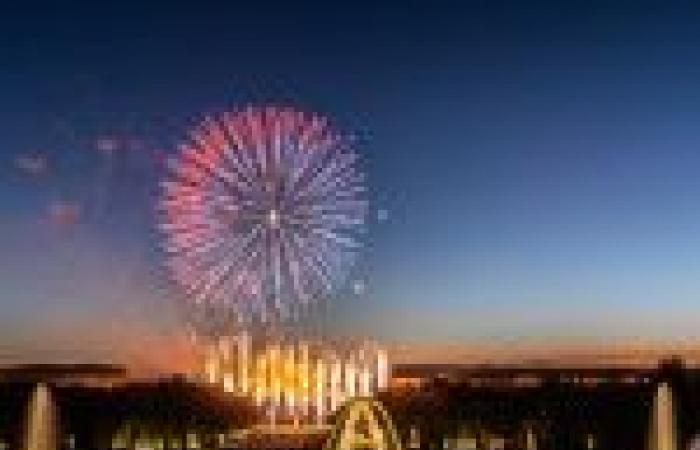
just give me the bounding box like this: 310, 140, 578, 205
159, 106, 367, 332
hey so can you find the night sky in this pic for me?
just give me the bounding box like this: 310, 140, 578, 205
3, 1, 700, 367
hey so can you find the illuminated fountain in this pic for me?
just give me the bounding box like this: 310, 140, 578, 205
322, 398, 403, 450
24, 383, 57, 450
650, 382, 677, 450
202, 332, 389, 426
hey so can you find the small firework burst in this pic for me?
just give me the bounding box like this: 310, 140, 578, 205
47, 200, 81, 227
159, 105, 368, 332
14, 154, 48, 176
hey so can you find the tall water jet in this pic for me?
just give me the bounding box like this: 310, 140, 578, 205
649, 382, 677, 450
23, 383, 57, 450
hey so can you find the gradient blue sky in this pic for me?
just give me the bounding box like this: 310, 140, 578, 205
3, 1, 700, 364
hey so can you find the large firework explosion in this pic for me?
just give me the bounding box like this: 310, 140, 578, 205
159, 105, 368, 334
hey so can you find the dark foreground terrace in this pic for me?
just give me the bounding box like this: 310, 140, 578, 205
2, 359, 700, 449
